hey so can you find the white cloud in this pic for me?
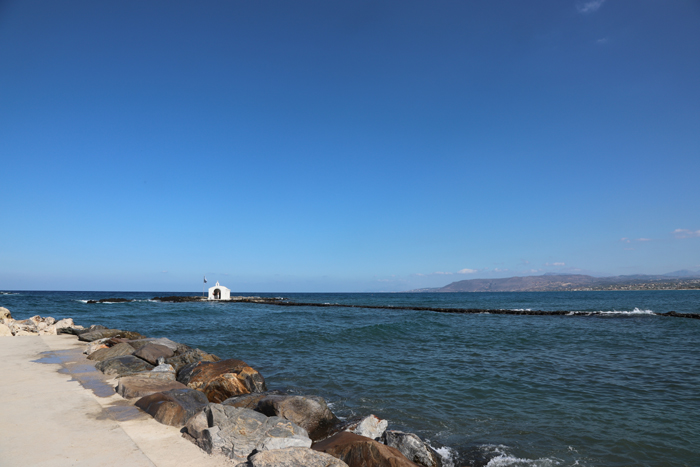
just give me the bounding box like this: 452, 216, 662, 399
545, 262, 566, 267
674, 229, 700, 239
494, 268, 509, 272
433, 271, 453, 275
577, 0, 605, 14
637, 238, 652, 242
457, 268, 477, 274
596, 37, 609, 45
621, 238, 631, 243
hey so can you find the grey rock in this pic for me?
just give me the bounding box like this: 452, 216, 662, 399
116, 376, 186, 399
87, 342, 136, 361
249, 447, 349, 467
165, 348, 220, 373
133, 343, 174, 365
95, 355, 154, 377
199, 404, 311, 463
221, 390, 285, 409
78, 328, 146, 342
382, 430, 442, 467
256, 395, 339, 441
185, 409, 209, 439
84, 338, 111, 355
345, 414, 388, 441
0, 307, 11, 320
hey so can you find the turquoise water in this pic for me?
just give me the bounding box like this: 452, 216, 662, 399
3, 290, 699, 466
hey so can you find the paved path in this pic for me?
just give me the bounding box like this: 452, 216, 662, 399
0, 334, 229, 467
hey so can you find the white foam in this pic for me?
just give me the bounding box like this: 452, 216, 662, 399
434, 446, 457, 467
485, 454, 561, 467
76, 300, 89, 303
596, 307, 655, 315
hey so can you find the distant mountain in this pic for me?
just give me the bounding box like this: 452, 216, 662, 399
410, 272, 700, 293
663, 269, 700, 277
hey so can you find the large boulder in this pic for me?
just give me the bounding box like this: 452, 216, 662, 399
78, 328, 146, 342
127, 337, 180, 352
196, 404, 311, 463
8, 319, 38, 335
313, 432, 419, 467
0, 307, 11, 320
116, 376, 186, 399
382, 431, 443, 467
177, 359, 266, 403
133, 343, 174, 365
249, 447, 349, 467
221, 390, 285, 409
256, 395, 340, 441
165, 348, 220, 373
44, 317, 76, 335
0, 323, 12, 336
29, 315, 56, 332
87, 342, 136, 361
95, 355, 154, 377
135, 388, 209, 427
84, 338, 111, 355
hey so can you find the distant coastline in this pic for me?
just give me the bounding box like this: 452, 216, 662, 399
408, 272, 700, 293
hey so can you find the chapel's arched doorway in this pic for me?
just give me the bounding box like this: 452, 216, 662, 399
213, 288, 221, 300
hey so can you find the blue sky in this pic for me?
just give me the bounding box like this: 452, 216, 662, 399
1, 0, 699, 292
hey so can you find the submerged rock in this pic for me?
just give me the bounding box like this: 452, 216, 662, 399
313, 432, 418, 467
249, 447, 349, 467
95, 355, 154, 377
135, 388, 209, 427
382, 431, 443, 467
256, 394, 340, 441
177, 359, 266, 403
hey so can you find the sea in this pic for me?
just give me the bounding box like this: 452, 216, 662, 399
2, 290, 699, 467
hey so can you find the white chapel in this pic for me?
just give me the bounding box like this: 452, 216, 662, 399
207, 281, 231, 301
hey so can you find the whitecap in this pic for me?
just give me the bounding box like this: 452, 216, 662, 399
485, 454, 561, 467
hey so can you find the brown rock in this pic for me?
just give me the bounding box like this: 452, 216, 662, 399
313, 432, 419, 467
116, 376, 186, 399
177, 359, 266, 403
133, 343, 174, 365
135, 388, 209, 427
87, 342, 135, 361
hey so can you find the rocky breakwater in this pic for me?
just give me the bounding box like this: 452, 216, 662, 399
2, 306, 446, 467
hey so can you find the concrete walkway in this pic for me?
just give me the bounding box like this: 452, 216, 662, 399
0, 334, 229, 467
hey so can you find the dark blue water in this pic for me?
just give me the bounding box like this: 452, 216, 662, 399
2, 290, 699, 467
